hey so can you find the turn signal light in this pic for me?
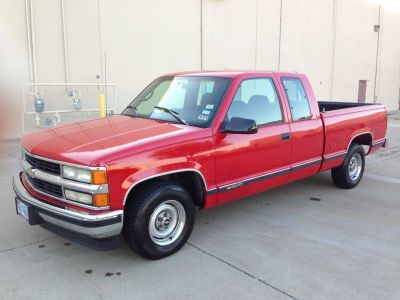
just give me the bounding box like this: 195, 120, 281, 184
92, 170, 107, 184
93, 193, 109, 207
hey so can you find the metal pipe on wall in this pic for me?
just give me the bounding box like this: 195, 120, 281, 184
61, 0, 69, 85
28, 0, 37, 86
329, 0, 338, 101
200, 0, 203, 70
254, 0, 259, 70
22, 82, 118, 133
97, 0, 104, 81
373, 5, 382, 103
24, 0, 35, 132
277, 0, 283, 71
24, 0, 33, 86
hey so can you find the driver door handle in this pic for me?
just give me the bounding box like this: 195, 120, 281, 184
281, 132, 291, 141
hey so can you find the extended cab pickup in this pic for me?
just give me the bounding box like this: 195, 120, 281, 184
13, 71, 387, 259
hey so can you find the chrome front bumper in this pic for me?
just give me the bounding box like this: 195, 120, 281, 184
13, 173, 123, 248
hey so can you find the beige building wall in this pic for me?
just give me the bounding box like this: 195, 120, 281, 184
64, 0, 102, 83
202, 0, 258, 69
0, 0, 30, 139
376, 8, 400, 110
332, 0, 380, 103
0, 0, 399, 139
279, 0, 335, 100
100, 0, 201, 108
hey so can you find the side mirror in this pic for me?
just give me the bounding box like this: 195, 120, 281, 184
221, 117, 258, 134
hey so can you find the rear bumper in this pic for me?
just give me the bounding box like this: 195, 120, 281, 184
13, 172, 123, 250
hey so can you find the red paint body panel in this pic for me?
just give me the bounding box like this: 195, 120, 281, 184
319, 105, 387, 172
19, 71, 387, 213
214, 122, 292, 205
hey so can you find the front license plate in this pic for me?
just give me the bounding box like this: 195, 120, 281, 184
16, 199, 30, 221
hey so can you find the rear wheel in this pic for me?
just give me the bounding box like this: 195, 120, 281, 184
331, 143, 365, 189
123, 181, 195, 259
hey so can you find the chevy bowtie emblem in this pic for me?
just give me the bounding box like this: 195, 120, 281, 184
26, 168, 37, 178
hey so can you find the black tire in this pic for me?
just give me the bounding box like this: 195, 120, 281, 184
123, 181, 195, 259
331, 143, 365, 189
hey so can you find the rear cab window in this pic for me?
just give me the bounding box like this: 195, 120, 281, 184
281, 77, 312, 121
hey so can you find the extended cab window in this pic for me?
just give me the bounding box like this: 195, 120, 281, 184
281, 77, 311, 121
226, 78, 283, 126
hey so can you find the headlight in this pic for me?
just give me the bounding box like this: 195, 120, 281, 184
62, 166, 108, 184
62, 165, 109, 207
65, 189, 92, 204
63, 166, 92, 183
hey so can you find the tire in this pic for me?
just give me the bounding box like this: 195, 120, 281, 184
331, 143, 365, 189
123, 181, 195, 259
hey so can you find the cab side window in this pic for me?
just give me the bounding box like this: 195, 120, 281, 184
281, 77, 311, 121
226, 78, 283, 126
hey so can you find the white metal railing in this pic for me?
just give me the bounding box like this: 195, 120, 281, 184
22, 83, 117, 133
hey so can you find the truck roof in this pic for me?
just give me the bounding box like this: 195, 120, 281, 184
162, 70, 300, 78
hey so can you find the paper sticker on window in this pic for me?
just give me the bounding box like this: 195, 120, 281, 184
205, 104, 214, 109
202, 110, 211, 115
198, 114, 209, 121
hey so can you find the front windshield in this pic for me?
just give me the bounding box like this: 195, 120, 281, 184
121, 76, 232, 127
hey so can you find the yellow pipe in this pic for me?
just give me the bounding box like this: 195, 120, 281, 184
99, 93, 106, 117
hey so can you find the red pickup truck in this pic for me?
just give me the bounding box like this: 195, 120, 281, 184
13, 71, 387, 259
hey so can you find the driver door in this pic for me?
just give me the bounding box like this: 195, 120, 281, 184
214, 76, 292, 205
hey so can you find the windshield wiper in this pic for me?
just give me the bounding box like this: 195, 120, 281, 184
154, 106, 188, 125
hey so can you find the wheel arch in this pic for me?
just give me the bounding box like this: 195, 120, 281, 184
123, 169, 208, 208
347, 131, 373, 154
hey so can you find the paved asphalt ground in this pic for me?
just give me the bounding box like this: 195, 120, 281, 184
0, 113, 399, 300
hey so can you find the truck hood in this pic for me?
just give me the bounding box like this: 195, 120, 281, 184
21, 115, 207, 166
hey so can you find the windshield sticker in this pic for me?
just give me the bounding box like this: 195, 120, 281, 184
202, 110, 211, 115
198, 114, 209, 121
205, 104, 214, 109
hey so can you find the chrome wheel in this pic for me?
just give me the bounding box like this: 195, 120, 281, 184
348, 153, 362, 181
149, 200, 186, 246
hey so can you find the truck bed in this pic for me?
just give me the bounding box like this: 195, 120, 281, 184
318, 101, 375, 113
318, 101, 387, 172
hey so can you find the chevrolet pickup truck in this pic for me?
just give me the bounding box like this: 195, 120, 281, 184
13, 71, 387, 259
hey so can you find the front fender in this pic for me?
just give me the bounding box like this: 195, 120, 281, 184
105, 137, 216, 210
121, 162, 210, 204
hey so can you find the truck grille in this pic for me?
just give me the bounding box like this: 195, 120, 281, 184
26, 176, 63, 198
25, 153, 61, 175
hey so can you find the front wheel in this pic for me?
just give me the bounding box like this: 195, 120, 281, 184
123, 181, 195, 259
331, 143, 365, 189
